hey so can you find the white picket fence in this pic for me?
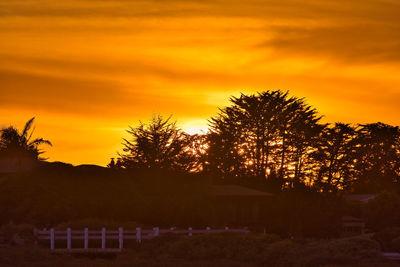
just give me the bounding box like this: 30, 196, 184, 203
34, 226, 250, 252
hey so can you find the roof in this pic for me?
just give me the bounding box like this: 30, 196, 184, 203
343, 194, 376, 203
342, 216, 364, 222
210, 185, 274, 197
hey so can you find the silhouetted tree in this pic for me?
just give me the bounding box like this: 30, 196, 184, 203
208, 90, 323, 188
281, 99, 324, 186
107, 158, 116, 169
352, 123, 400, 192
208, 105, 244, 180
119, 115, 200, 172
0, 117, 52, 160
312, 123, 357, 192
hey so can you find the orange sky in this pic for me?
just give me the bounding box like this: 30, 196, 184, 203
1, 0, 400, 166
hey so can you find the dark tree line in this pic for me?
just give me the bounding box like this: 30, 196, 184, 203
1, 92, 400, 235
1, 92, 399, 194
117, 90, 400, 194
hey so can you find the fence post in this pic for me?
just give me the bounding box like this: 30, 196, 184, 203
33, 229, 38, 246
67, 228, 71, 249
225, 226, 229, 231
102, 227, 106, 249
188, 227, 192, 237
136, 227, 141, 243
206, 226, 211, 233
50, 228, 55, 250
119, 227, 124, 249
153, 227, 159, 237
84, 228, 88, 249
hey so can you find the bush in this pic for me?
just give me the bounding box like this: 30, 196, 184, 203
258, 236, 380, 266
127, 233, 381, 266
373, 227, 400, 252
392, 237, 400, 252
365, 192, 400, 231
144, 233, 280, 261
0, 222, 35, 245
54, 218, 142, 230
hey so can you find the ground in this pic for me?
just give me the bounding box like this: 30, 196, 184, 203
1, 233, 399, 266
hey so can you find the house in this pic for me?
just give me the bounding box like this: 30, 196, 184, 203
343, 194, 376, 204
208, 184, 274, 226
341, 194, 376, 236
341, 216, 366, 236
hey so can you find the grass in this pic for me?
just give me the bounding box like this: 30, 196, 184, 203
0, 233, 397, 266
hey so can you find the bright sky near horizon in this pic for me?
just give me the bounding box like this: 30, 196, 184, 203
1, 0, 400, 166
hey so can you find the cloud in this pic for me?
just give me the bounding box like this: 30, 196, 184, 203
0, 67, 217, 119
0, 68, 126, 115
259, 23, 400, 64
2, 0, 399, 66
1, 0, 400, 165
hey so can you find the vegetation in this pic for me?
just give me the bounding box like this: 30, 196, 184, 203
373, 227, 400, 252
104, 90, 400, 195
208, 91, 323, 188
1, 90, 400, 230
0, 165, 208, 227
0, 117, 52, 160
2, 91, 400, 195
1, 90, 400, 265
0, 232, 391, 266
117, 115, 204, 172
206, 91, 400, 193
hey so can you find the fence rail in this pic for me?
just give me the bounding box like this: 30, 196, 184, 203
34, 226, 250, 252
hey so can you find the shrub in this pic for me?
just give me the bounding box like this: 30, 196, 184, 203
0, 222, 35, 245
373, 227, 400, 252
129, 233, 381, 266
54, 218, 142, 230
142, 233, 280, 261
392, 237, 400, 252
157, 234, 379, 266
365, 192, 400, 231
260, 236, 380, 266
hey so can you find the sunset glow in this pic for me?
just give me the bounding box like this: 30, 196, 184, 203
1, 0, 400, 165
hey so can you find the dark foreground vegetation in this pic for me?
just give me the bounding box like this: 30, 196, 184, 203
0, 231, 397, 267
1, 164, 399, 239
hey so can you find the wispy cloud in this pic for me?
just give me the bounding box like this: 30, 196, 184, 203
1, 0, 399, 165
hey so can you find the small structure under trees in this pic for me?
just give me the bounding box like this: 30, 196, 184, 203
208, 184, 274, 226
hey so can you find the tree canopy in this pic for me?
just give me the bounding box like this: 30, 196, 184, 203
118, 115, 202, 172
205, 90, 400, 193
108, 90, 400, 194
0, 117, 52, 160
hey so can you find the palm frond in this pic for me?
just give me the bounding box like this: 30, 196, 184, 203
29, 138, 52, 147
27, 126, 36, 142
22, 117, 35, 138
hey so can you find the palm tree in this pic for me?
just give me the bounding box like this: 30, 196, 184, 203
0, 117, 52, 160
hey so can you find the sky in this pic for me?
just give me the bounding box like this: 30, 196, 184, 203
1, 0, 400, 166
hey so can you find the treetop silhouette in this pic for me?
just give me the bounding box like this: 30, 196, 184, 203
0, 117, 52, 160
117, 115, 203, 172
